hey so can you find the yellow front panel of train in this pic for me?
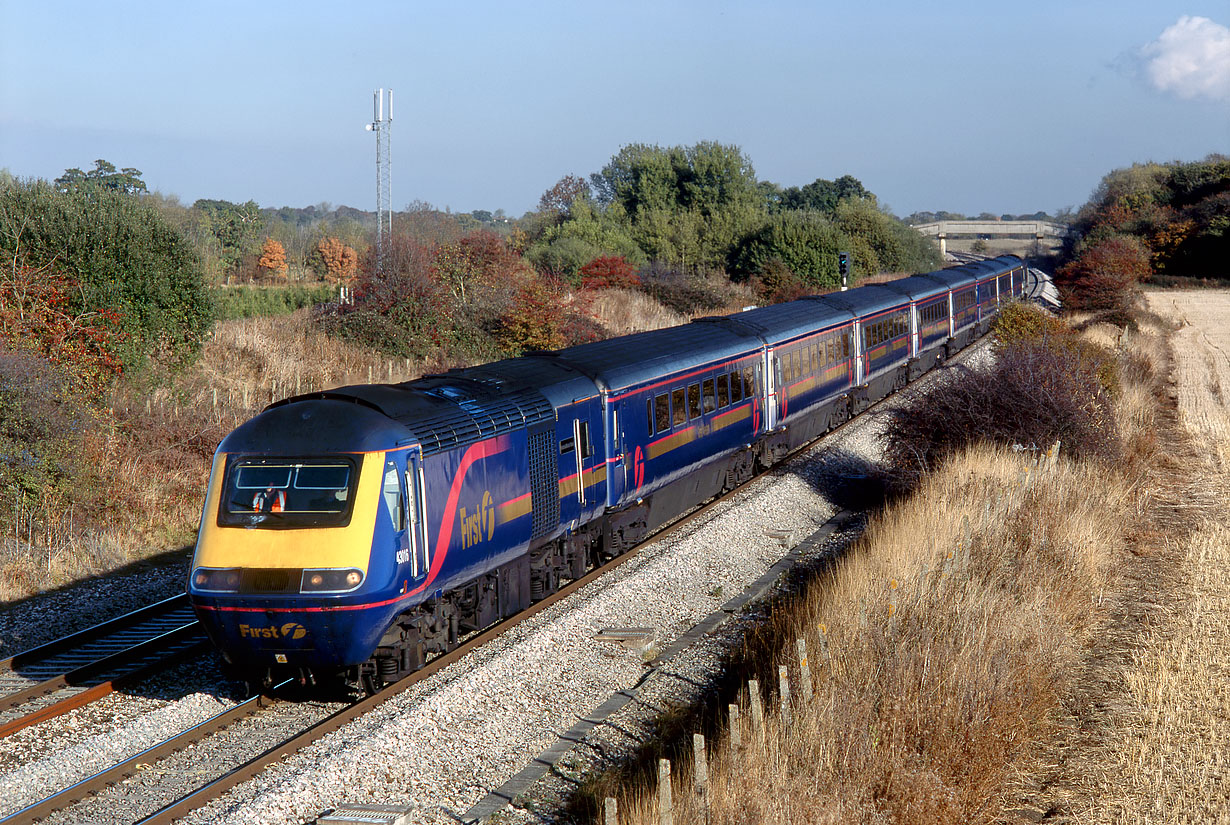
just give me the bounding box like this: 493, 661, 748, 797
192, 452, 382, 571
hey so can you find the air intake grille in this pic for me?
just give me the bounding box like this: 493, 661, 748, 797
527, 425, 559, 539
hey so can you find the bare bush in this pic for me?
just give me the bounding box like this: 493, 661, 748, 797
883, 339, 1120, 492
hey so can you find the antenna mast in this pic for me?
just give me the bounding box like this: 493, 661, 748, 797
367, 88, 393, 277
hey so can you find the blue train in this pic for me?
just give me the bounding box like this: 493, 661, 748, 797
188, 256, 1027, 691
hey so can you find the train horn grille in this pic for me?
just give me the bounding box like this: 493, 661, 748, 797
239, 568, 303, 594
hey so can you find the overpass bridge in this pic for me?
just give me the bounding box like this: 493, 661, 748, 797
912, 220, 1067, 255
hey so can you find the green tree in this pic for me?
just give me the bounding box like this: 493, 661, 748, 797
54, 158, 148, 195
732, 211, 845, 286
587, 141, 764, 270
192, 198, 264, 277
778, 174, 870, 213
0, 178, 213, 372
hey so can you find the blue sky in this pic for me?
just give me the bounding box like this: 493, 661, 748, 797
2, 1, 1227, 218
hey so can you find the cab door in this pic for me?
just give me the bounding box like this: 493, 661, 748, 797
405, 451, 429, 582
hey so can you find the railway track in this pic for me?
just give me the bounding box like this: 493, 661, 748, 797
0, 595, 207, 739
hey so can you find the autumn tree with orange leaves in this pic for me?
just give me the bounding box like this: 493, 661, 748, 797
256, 237, 288, 280
315, 236, 359, 284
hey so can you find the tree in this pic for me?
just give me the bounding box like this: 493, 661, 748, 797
539, 175, 592, 218
578, 255, 638, 290
193, 199, 264, 277
54, 158, 148, 195
1056, 235, 1151, 312
256, 237, 288, 280
314, 237, 359, 284
0, 178, 212, 372
778, 174, 871, 213
733, 211, 844, 286
587, 142, 764, 270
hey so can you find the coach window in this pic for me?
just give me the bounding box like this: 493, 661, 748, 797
716, 373, 729, 408
702, 378, 716, 413
655, 392, 671, 433
646, 398, 654, 436
671, 388, 686, 427
742, 367, 756, 398
729, 370, 743, 403
687, 383, 701, 420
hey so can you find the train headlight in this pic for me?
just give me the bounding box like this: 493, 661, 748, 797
192, 567, 241, 592
300, 568, 364, 593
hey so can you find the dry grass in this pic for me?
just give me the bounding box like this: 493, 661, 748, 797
610, 443, 1135, 825
589, 288, 689, 336
605, 310, 1179, 825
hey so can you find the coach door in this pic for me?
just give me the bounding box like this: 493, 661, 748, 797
763, 349, 778, 431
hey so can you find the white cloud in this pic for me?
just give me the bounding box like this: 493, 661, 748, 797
1142, 16, 1230, 102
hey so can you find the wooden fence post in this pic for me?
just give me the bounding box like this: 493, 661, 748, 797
604, 796, 617, 825
728, 704, 741, 752
658, 758, 673, 825
748, 680, 764, 740
778, 665, 792, 727
693, 732, 709, 820
796, 638, 814, 702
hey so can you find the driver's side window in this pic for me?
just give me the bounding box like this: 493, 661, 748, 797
382, 462, 405, 531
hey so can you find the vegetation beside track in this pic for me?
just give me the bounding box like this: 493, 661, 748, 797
571, 302, 1186, 824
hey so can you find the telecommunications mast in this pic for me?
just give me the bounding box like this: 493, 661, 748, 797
365, 88, 393, 276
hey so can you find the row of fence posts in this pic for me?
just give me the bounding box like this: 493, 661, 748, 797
600, 633, 822, 825
139, 357, 420, 418
600, 441, 1062, 825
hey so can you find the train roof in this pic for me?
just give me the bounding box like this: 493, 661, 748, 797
697, 298, 854, 346
257, 363, 573, 457
812, 284, 908, 318
218, 397, 412, 455
548, 320, 761, 394
874, 274, 949, 302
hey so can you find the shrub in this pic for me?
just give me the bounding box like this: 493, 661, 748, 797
750, 257, 810, 304
639, 262, 757, 315
579, 255, 639, 290
0, 178, 213, 372
992, 302, 1071, 351
525, 236, 603, 283
0, 259, 125, 394
1055, 235, 1151, 313
213, 284, 337, 321
0, 349, 92, 500
883, 337, 1120, 492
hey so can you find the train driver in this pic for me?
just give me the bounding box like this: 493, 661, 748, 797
252, 485, 286, 513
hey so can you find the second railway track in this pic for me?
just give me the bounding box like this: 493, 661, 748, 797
0, 595, 207, 738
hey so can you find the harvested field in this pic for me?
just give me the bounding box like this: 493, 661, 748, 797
1068, 291, 1230, 823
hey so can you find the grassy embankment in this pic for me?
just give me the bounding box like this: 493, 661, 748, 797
594, 308, 1186, 823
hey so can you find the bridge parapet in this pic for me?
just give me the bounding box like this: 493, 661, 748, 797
912, 220, 1067, 254
912, 220, 1067, 237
